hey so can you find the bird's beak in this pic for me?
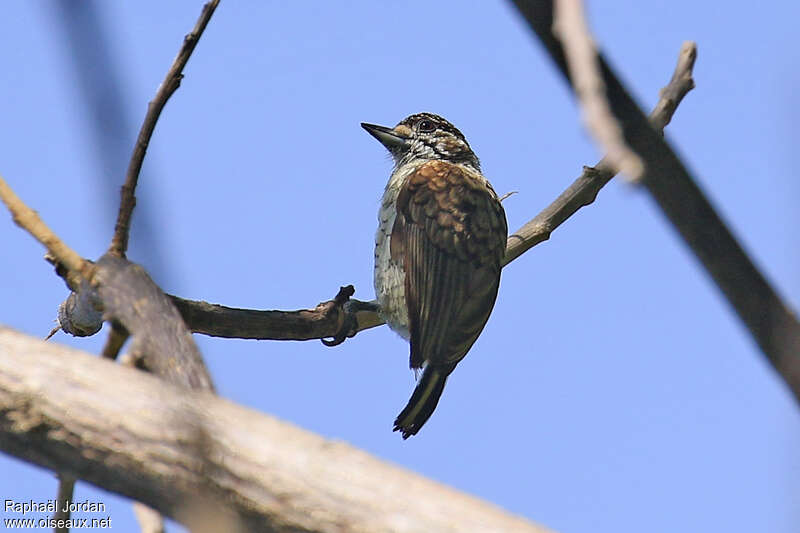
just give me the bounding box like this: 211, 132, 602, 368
361, 122, 409, 150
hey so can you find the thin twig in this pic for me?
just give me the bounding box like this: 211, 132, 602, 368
54, 2, 172, 279
0, 174, 88, 286
52, 474, 75, 533
109, 0, 220, 257
102, 323, 129, 360
503, 41, 697, 265
552, 0, 643, 179
499, 190, 519, 202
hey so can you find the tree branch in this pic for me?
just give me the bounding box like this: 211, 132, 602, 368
108, 0, 220, 257
503, 40, 696, 265
0, 326, 553, 533
53, 474, 75, 533
552, 0, 642, 179
169, 41, 697, 341
509, 0, 800, 403
169, 287, 383, 342
0, 174, 89, 288
93, 254, 215, 390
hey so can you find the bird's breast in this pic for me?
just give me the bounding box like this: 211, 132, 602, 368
374, 166, 415, 340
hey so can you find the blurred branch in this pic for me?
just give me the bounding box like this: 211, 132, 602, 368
170, 41, 697, 342
132, 504, 165, 533
101, 323, 129, 359
552, 0, 642, 179
0, 327, 553, 533
109, 0, 220, 257
503, 41, 696, 264
0, 174, 89, 288
93, 254, 215, 390
1, 170, 214, 525
53, 474, 75, 533
510, 0, 800, 403
4, 3, 222, 517
0, 3, 547, 532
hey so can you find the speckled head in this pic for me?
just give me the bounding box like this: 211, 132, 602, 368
361, 113, 480, 171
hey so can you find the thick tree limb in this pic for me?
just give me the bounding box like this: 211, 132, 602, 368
109, 0, 219, 257
510, 0, 800, 403
93, 254, 215, 390
0, 327, 553, 533
170, 42, 697, 342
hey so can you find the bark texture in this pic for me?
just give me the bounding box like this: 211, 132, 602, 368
0, 327, 552, 533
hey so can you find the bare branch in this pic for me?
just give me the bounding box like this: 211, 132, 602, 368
0, 174, 89, 287
0, 327, 553, 533
0, 181, 214, 391
93, 254, 215, 391
552, 0, 642, 179
109, 0, 220, 257
503, 41, 696, 265
53, 474, 75, 533
650, 41, 697, 130
170, 286, 383, 343
132, 504, 165, 533
510, 0, 800, 404
170, 41, 697, 341
53, 2, 174, 279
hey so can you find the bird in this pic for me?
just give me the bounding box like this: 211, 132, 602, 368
361, 113, 508, 438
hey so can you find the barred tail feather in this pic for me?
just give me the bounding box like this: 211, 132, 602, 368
393, 367, 448, 439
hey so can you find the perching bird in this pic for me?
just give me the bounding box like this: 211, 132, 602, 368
362, 113, 508, 438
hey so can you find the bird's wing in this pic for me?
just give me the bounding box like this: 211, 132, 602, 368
391, 160, 507, 370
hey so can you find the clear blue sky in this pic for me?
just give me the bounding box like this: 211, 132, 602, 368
1, 2, 798, 532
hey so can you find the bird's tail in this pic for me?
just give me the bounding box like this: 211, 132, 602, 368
393, 366, 449, 439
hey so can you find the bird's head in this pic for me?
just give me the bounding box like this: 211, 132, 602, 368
361, 113, 480, 171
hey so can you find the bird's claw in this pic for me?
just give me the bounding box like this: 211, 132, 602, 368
321, 286, 358, 347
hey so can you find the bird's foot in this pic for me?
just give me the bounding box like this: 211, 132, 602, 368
320, 286, 382, 347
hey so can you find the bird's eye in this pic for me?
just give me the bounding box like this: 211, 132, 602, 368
418, 119, 436, 132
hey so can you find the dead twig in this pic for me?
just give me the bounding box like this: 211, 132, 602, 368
52, 474, 75, 533
109, 0, 220, 257
0, 175, 89, 288
552, 0, 642, 179
503, 41, 696, 265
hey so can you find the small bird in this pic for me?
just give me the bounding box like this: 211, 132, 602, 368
362, 113, 508, 438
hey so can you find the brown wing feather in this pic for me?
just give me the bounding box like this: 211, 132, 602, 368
391, 160, 507, 371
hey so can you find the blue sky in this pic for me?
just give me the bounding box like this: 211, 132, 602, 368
1, 2, 798, 532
